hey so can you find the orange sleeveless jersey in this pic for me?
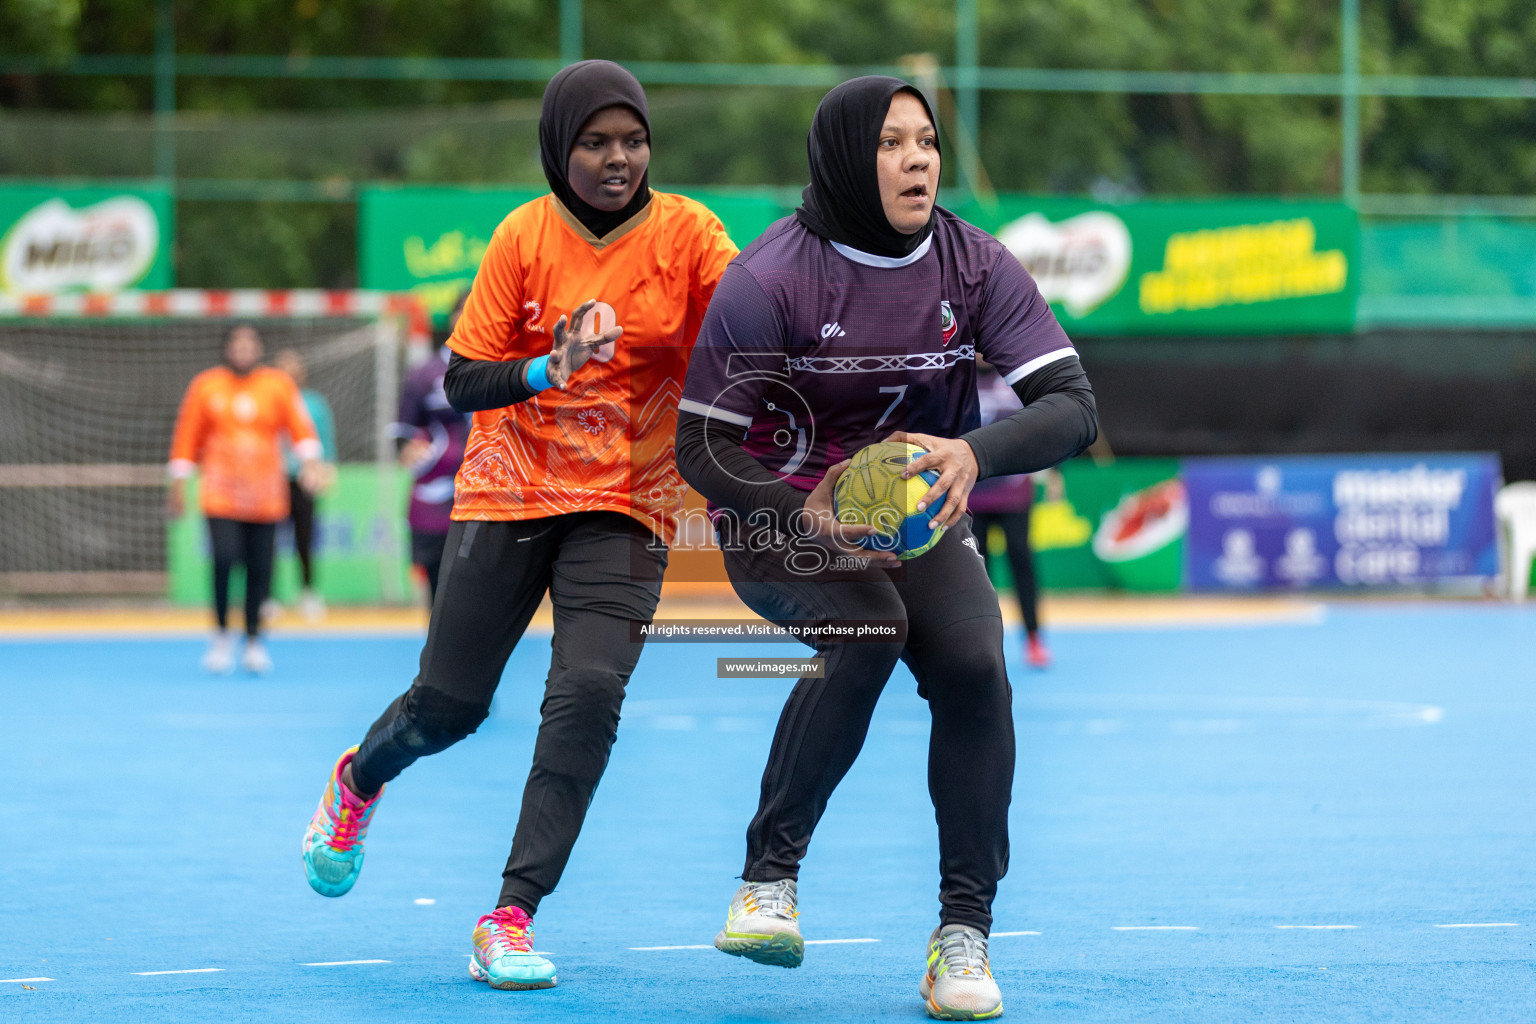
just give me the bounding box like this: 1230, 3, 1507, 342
168, 366, 320, 523
447, 191, 738, 544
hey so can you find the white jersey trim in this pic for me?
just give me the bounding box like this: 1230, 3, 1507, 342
678, 397, 753, 428
829, 234, 933, 269
1002, 347, 1077, 386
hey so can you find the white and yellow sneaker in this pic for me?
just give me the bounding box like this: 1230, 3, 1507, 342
713, 879, 803, 968
920, 924, 1003, 1020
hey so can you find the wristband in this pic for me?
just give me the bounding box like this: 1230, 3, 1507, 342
525, 355, 553, 392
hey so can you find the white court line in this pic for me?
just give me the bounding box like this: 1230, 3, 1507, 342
132, 968, 224, 976
413, 898, 436, 906
1, 977, 53, 983
1434, 923, 1519, 928
1112, 926, 1198, 931
303, 960, 390, 966
806, 938, 878, 945
1275, 925, 1357, 930
992, 931, 1042, 937
630, 938, 878, 951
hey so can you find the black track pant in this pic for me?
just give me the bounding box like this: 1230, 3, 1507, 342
350, 511, 666, 915
288, 479, 317, 589
972, 510, 1040, 636
410, 529, 449, 604
207, 518, 276, 639
719, 515, 1014, 933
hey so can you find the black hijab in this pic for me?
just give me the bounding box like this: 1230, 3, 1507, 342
796, 76, 941, 259
539, 59, 652, 238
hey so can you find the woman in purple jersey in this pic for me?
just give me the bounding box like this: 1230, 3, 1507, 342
676, 77, 1097, 1021
394, 291, 473, 603
970, 363, 1051, 669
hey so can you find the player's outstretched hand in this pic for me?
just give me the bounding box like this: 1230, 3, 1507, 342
884, 431, 978, 531
799, 459, 902, 569
547, 299, 623, 390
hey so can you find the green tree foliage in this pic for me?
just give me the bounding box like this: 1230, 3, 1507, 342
3, 0, 1533, 285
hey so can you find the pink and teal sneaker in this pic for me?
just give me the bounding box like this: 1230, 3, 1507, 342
301, 746, 382, 897
468, 906, 558, 990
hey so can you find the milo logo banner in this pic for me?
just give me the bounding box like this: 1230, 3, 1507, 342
1184, 454, 1501, 590
955, 197, 1358, 335
0, 186, 172, 293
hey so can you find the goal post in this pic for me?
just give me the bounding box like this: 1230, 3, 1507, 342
0, 290, 427, 602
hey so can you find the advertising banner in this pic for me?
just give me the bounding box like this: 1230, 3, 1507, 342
990, 458, 1186, 592
0, 185, 173, 293
168, 465, 413, 606
953, 196, 1359, 335
1184, 454, 1501, 590
363, 188, 1359, 334
360, 186, 790, 325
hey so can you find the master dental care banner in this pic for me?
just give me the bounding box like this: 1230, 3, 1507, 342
0, 186, 173, 293
1183, 454, 1501, 590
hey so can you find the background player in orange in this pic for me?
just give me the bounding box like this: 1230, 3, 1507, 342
299, 60, 738, 992
168, 324, 322, 675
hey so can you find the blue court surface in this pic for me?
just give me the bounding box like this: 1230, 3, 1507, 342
4, 603, 1536, 1022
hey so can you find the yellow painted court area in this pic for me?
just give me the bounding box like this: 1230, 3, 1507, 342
0, 586, 1324, 637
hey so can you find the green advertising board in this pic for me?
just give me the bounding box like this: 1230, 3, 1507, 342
0, 185, 173, 293
982, 458, 1186, 593
360, 186, 790, 324
953, 197, 1358, 335
362, 187, 1359, 334
168, 465, 414, 606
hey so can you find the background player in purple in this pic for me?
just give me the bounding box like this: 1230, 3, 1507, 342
393, 291, 472, 602
676, 77, 1097, 1020
970, 362, 1051, 670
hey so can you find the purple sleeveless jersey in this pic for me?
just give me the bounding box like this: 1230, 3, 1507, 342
394, 349, 472, 535
680, 209, 1077, 493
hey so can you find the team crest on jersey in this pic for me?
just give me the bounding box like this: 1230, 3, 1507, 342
940, 300, 957, 347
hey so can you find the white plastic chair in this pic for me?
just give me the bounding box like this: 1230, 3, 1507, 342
1495, 482, 1536, 601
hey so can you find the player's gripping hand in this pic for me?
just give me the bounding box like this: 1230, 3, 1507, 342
883, 431, 978, 531
798, 459, 902, 570
547, 299, 623, 390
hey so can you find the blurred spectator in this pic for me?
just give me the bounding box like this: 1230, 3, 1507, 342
392, 292, 472, 604
168, 325, 322, 674
970, 362, 1052, 669
273, 348, 338, 622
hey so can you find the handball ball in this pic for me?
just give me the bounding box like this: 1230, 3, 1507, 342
833, 441, 946, 560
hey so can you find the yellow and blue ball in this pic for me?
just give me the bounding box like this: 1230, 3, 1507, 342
833, 441, 946, 560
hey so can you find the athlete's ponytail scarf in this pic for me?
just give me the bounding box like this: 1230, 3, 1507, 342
796, 76, 942, 260
539, 59, 653, 238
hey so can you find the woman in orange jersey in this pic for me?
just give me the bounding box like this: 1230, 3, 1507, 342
168, 324, 322, 675
299, 61, 739, 991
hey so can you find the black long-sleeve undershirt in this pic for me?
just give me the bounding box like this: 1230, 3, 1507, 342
961, 356, 1098, 479
675, 357, 1098, 522
443, 351, 540, 413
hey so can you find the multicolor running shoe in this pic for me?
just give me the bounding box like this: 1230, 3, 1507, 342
301, 746, 382, 897
468, 905, 558, 990
920, 924, 1004, 1020
713, 878, 803, 968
